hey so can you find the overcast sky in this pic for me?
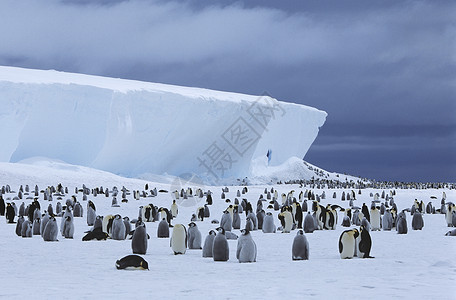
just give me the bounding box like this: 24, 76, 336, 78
1, 0, 455, 182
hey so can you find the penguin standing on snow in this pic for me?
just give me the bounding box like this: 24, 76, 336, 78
236, 229, 257, 263
171, 224, 187, 255
132, 221, 147, 255
187, 222, 202, 249
339, 228, 359, 259
62, 215, 75, 239
411, 212, 424, 230
358, 225, 373, 258
157, 218, 169, 238
262, 212, 276, 233
292, 230, 309, 260
213, 227, 229, 261
202, 230, 217, 258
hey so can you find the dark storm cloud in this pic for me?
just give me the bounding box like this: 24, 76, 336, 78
0, 0, 454, 181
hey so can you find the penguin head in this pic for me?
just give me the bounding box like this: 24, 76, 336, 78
297, 230, 304, 235
115, 214, 121, 220
188, 222, 196, 228
241, 229, 250, 235
216, 227, 225, 234
140, 260, 149, 270
225, 199, 231, 203
209, 230, 216, 236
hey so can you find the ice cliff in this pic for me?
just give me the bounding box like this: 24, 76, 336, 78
0, 66, 326, 181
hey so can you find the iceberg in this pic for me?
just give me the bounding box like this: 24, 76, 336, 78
0, 66, 326, 180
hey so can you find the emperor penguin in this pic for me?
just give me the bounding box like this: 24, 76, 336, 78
197, 207, 205, 221
339, 228, 359, 259
382, 209, 393, 231
245, 217, 254, 231
303, 212, 315, 233
204, 204, 210, 218
411, 212, 424, 230
42, 216, 59, 241
159, 207, 173, 227
294, 202, 303, 229
262, 212, 276, 233
62, 215, 75, 239
0, 196, 5, 216
445, 229, 456, 236
396, 212, 408, 234
6, 203, 15, 223
341, 216, 351, 227
256, 210, 265, 230
16, 216, 25, 236
21, 220, 32, 238
111, 214, 126, 240
32, 218, 41, 235
132, 221, 148, 255
171, 224, 187, 255
446, 203, 455, 227
292, 230, 309, 260
361, 203, 370, 222
116, 255, 149, 270
279, 210, 293, 233
187, 222, 202, 249
220, 210, 232, 232
73, 202, 83, 217
202, 230, 217, 257
170, 200, 178, 218
247, 212, 258, 230
60, 207, 73, 235
213, 227, 229, 261
40, 212, 50, 237
358, 225, 373, 258
102, 215, 115, 236
123, 217, 132, 238
236, 229, 257, 263
87, 206, 96, 226
232, 206, 241, 230
157, 218, 170, 238
370, 206, 381, 231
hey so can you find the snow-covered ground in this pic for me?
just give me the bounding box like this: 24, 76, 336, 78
0, 161, 455, 299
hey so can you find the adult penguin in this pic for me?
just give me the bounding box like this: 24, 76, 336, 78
112, 214, 126, 240
132, 221, 148, 254
197, 207, 205, 221
339, 228, 359, 259
312, 201, 326, 230
62, 215, 75, 239
294, 202, 303, 229
292, 230, 309, 260
171, 224, 187, 255
358, 225, 374, 258
157, 218, 170, 238
202, 230, 217, 258
187, 222, 202, 249
361, 203, 370, 222
0, 195, 5, 216
213, 227, 229, 262
116, 255, 149, 270
411, 212, 424, 230
303, 212, 315, 233
232, 206, 241, 230
170, 200, 178, 218
42, 216, 59, 241
278, 210, 293, 233
159, 207, 173, 227
236, 229, 257, 263
6, 203, 15, 223
262, 212, 276, 233
370, 206, 381, 231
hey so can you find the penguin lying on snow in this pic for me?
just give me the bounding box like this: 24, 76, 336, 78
116, 255, 149, 270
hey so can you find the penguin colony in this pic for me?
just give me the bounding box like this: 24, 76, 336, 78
0, 180, 454, 271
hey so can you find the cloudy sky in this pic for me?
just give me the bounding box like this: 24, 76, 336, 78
1, 0, 455, 182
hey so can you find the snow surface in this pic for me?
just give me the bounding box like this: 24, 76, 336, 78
0, 66, 326, 181
0, 161, 455, 299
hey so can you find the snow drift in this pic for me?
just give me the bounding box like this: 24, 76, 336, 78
0, 66, 326, 180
